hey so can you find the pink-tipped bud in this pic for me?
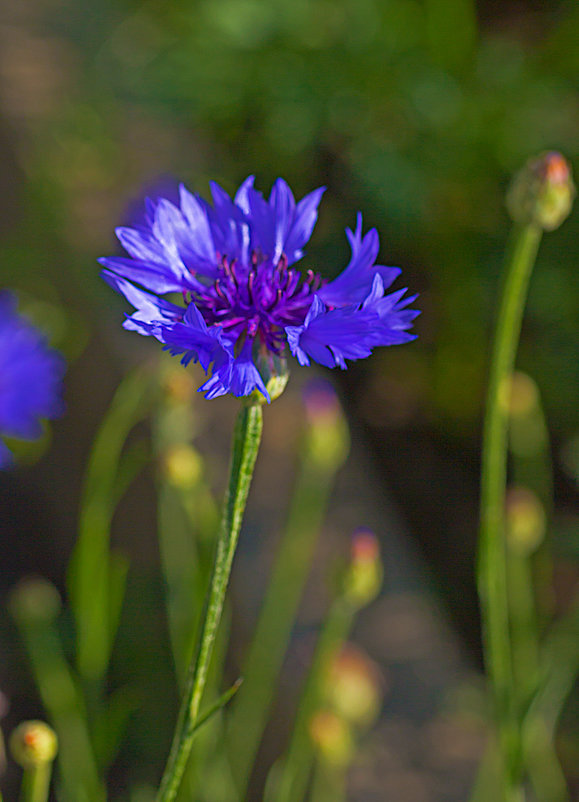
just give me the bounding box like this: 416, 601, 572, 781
326, 644, 384, 728
309, 710, 354, 767
302, 379, 349, 468
506, 151, 575, 231
343, 528, 383, 606
10, 721, 58, 769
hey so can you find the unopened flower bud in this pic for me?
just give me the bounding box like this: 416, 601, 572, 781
303, 379, 349, 469
9, 578, 61, 626
10, 721, 58, 769
326, 644, 383, 728
506, 151, 575, 231
343, 528, 383, 606
500, 372, 547, 457
505, 486, 546, 554
309, 710, 354, 767
163, 444, 202, 488
503, 371, 539, 418
163, 368, 196, 403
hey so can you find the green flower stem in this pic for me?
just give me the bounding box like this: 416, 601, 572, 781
274, 598, 355, 802
478, 222, 542, 798
155, 402, 263, 802
19, 764, 52, 802
227, 421, 346, 794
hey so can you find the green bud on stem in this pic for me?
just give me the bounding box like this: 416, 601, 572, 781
10, 721, 58, 769
506, 151, 575, 231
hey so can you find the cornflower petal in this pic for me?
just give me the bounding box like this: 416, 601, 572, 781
0, 438, 12, 468
234, 175, 256, 214
228, 340, 270, 401
159, 302, 233, 372
319, 213, 402, 306
0, 291, 64, 464
286, 296, 377, 369
101, 270, 183, 335
283, 186, 326, 263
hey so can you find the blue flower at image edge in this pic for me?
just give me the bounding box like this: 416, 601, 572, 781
101, 177, 419, 400
0, 292, 65, 467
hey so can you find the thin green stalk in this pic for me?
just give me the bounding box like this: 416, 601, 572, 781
478, 223, 542, 797
11, 585, 105, 802
19, 764, 52, 802
507, 549, 540, 707
155, 402, 263, 802
153, 388, 218, 684
69, 366, 156, 688
274, 598, 355, 802
523, 597, 579, 802
309, 760, 347, 802
228, 423, 345, 793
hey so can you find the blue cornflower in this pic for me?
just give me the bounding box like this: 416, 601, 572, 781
0, 292, 65, 467
101, 177, 418, 400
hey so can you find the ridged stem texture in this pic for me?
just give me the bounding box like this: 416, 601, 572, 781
155, 402, 263, 802
478, 222, 542, 801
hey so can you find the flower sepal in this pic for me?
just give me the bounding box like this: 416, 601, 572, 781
245, 351, 290, 406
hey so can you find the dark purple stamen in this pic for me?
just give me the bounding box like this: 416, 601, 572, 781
194, 250, 324, 354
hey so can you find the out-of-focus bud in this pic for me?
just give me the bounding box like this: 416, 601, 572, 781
163, 367, 196, 403
326, 644, 383, 729
10, 721, 58, 769
302, 379, 349, 469
342, 529, 383, 606
500, 372, 548, 457
163, 444, 202, 488
505, 486, 546, 555
9, 578, 61, 626
506, 151, 575, 231
502, 371, 539, 418
309, 710, 354, 767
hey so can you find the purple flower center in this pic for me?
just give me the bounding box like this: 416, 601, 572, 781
193, 250, 324, 353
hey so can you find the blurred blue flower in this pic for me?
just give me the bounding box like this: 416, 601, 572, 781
0, 292, 65, 467
101, 177, 418, 400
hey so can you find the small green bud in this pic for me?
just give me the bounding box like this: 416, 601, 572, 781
163, 444, 202, 488
303, 379, 349, 469
9, 578, 61, 626
309, 711, 354, 767
342, 529, 383, 606
506, 151, 575, 231
10, 721, 58, 769
326, 644, 383, 729
162, 366, 196, 403
505, 486, 546, 555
